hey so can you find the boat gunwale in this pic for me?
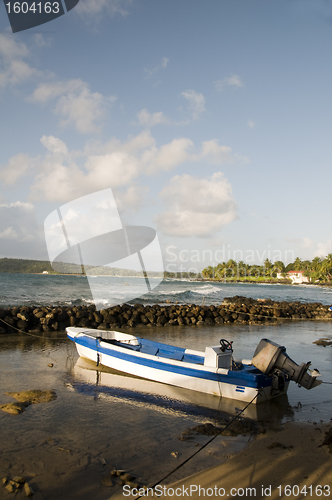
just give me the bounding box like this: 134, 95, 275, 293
67, 329, 271, 389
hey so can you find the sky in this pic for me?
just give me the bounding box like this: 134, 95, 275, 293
1, 0, 332, 274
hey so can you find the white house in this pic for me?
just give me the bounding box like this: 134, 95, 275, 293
277, 270, 311, 284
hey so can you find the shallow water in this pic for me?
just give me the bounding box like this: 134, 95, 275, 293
0, 321, 331, 496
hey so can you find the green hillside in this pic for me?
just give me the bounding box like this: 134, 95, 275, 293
0, 258, 163, 277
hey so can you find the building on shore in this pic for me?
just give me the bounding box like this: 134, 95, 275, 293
277, 270, 311, 284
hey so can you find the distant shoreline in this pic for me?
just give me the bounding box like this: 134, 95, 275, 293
1, 272, 332, 286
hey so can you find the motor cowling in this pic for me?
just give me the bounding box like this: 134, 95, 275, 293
252, 339, 321, 390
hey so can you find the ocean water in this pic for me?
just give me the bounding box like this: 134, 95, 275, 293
1, 273, 332, 308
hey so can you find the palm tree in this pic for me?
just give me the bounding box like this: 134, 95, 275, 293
310, 256, 322, 272
202, 266, 215, 279
293, 257, 303, 270
237, 260, 247, 278
273, 260, 285, 273
321, 254, 332, 281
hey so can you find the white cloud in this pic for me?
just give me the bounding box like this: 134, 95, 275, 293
0, 227, 18, 240
0, 36, 113, 134
137, 89, 206, 127
40, 135, 68, 155
137, 109, 170, 127
115, 185, 150, 213
248, 120, 255, 129
144, 57, 169, 79
0, 154, 35, 185
286, 237, 332, 259
27, 133, 243, 203
0, 34, 29, 60
156, 172, 238, 237
314, 240, 332, 257
9, 201, 34, 210
30, 79, 116, 134
146, 138, 195, 173
0, 202, 46, 259
0, 34, 42, 87
181, 89, 206, 120
301, 237, 314, 249
200, 140, 235, 165
215, 74, 244, 92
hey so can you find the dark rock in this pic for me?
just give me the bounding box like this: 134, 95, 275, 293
17, 320, 28, 331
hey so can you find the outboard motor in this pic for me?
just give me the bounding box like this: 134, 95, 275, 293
252, 339, 321, 390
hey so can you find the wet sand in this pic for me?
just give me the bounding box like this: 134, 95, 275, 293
110, 421, 332, 500
1, 417, 331, 499
0, 414, 250, 499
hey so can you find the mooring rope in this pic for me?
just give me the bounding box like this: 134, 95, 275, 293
134, 390, 262, 500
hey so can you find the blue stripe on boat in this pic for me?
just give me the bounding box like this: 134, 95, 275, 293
74, 335, 271, 389
236, 386, 246, 392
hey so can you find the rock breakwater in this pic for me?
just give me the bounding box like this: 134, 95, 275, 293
0, 296, 332, 334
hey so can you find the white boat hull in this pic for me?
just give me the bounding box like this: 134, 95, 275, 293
67, 328, 289, 404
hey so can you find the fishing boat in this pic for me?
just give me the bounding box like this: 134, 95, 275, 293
66, 327, 321, 404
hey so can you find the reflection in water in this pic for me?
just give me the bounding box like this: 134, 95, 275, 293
70, 357, 294, 423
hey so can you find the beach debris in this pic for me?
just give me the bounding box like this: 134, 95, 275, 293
0, 390, 56, 415
5, 390, 57, 404
1, 401, 29, 415
24, 481, 34, 497
179, 419, 264, 441
120, 473, 136, 483
313, 338, 332, 347
1, 475, 31, 495
12, 476, 26, 484
171, 452, 179, 458
5, 481, 16, 493
100, 458, 107, 465
110, 469, 126, 476
48, 363, 54, 367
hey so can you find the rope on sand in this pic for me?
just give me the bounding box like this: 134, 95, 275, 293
134, 390, 262, 500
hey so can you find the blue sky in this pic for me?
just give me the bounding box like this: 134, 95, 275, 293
1, 0, 332, 273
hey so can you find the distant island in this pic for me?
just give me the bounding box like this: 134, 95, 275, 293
0, 258, 164, 277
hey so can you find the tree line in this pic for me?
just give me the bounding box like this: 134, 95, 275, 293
201, 254, 332, 282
